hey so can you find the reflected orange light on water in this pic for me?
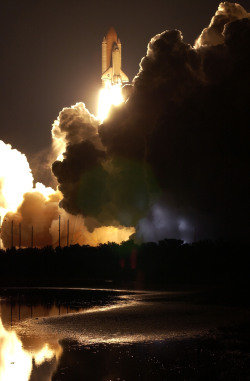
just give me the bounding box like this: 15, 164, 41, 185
0, 319, 32, 381
0, 318, 62, 381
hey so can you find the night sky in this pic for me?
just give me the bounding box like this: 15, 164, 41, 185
0, 1, 249, 245
1, 0, 248, 157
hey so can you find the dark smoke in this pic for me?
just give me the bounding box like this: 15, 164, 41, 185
195, 1, 250, 47
52, 2, 250, 242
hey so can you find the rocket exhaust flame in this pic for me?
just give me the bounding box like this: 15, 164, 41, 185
0, 26, 132, 249
97, 83, 124, 122
2, 4, 249, 248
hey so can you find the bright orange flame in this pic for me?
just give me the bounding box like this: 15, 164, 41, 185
97, 84, 124, 122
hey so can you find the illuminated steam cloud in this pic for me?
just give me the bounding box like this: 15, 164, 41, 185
0, 140, 64, 249
1, 185, 132, 248
0, 140, 33, 216
52, 2, 249, 242
1, 101, 134, 248
0, 139, 133, 248
52, 102, 103, 160
51, 103, 139, 232
49, 209, 134, 247
1, 185, 61, 249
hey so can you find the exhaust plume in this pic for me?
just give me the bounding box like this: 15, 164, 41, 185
52, 102, 103, 160
52, 2, 250, 242
1, 3, 248, 246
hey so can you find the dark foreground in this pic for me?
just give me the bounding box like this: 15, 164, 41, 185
1, 240, 250, 291
1, 287, 250, 380
50, 325, 250, 381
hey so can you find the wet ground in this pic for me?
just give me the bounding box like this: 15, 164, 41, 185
1, 287, 250, 380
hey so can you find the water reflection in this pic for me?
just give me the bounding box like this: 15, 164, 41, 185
0, 287, 124, 381
0, 287, 121, 326
1, 288, 249, 380
0, 317, 62, 381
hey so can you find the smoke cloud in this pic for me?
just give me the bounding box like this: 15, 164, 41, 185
195, 2, 250, 47
1, 185, 60, 249
0, 105, 133, 248
51, 2, 250, 243
0, 140, 33, 216
52, 102, 103, 159
1, 3, 248, 246
1, 182, 133, 249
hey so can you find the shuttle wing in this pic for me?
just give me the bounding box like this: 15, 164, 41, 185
101, 67, 113, 81
120, 69, 129, 83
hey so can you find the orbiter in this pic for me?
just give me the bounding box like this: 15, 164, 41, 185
101, 27, 129, 87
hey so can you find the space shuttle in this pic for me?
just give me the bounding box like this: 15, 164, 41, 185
101, 27, 129, 87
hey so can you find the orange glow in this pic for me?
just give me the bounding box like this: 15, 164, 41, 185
97, 84, 124, 122
33, 343, 56, 365
50, 209, 135, 247
0, 319, 32, 381
0, 318, 62, 381
0, 93, 134, 248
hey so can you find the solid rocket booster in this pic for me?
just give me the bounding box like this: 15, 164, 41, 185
101, 27, 129, 87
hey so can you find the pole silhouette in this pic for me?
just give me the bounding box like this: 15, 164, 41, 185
19, 223, 21, 248
31, 226, 33, 248
11, 220, 13, 248
67, 219, 69, 247
59, 215, 61, 247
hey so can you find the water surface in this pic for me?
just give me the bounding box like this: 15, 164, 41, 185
1, 287, 250, 380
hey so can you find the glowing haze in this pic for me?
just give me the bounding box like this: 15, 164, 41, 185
0, 2, 249, 248
0, 85, 134, 248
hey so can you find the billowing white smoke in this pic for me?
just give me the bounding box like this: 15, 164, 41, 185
0, 140, 33, 217
51, 102, 103, 161
0, 123, 134, 248
2, 2, 249, 247
0, 140, 64, 249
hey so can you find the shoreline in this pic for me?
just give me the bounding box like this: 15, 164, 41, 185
12, 288, 250, 344
1, 287, 250, 380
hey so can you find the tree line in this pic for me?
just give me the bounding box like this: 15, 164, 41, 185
0, 239, 249, 289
